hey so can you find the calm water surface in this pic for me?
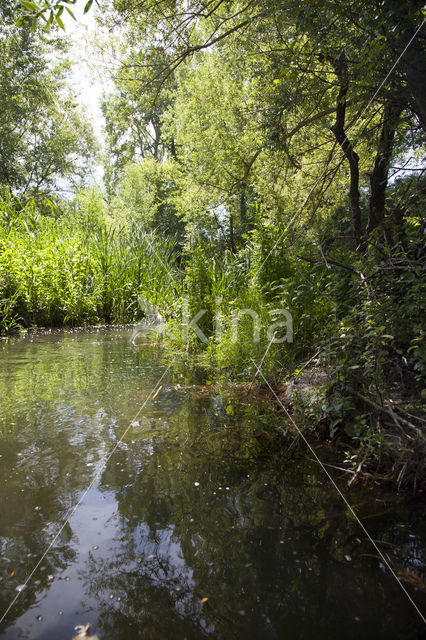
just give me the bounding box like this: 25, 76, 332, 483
0, 327, 425, 639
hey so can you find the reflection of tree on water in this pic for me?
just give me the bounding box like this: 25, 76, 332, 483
81, 395, 424, 639
0, 466, 78, 633
0, 329, 163, 635
0, 331, 424, 638
0, 394, 113, 632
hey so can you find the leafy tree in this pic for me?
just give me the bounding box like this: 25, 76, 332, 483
102, 45, 177, 195
1, 2, 97, 200
138, 3, 423, 228
164, 50, 261, 248
111, 158, 185, 240
18, 0, 425, 241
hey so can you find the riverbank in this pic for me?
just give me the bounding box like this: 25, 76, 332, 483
165, 361, 426, 492
2, 192, 425, 497
2, 322, 425, 492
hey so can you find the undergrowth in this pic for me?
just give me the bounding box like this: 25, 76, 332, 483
161, 222, 425, 488
1, 187, 424, 488
0, 189, 181, 333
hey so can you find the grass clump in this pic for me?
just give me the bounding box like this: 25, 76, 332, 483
0, 188, 181, 333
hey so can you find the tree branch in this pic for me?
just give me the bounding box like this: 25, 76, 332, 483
330, 50, 363, 249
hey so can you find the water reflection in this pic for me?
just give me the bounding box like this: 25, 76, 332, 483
0, 328, 424, 639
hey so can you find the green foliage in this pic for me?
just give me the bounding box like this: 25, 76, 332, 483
102, 46, 176, 194
163, 229, 336, 380
0, 188, 181, 333
17, 0, 80, 29
0, 9, 97, 199
70, 185, 110, 231
111, 160, 185, 242
163, 50, 261, 238
320, 239, 425, 449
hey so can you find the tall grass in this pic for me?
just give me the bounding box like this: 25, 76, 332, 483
162, 234, 337, 381
0, 189, 181, 333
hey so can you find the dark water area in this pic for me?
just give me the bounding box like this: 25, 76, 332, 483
0, 327, 425, 639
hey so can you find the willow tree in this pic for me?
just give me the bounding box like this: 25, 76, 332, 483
2, 1, 97, 200
101, 46, 177, 196
19, 0, 425, 242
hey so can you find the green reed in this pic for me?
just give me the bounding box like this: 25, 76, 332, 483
0, 189, 182, 333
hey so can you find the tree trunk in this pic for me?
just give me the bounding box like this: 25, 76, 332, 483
367, 96, 403, 234
330, 50, 363, 250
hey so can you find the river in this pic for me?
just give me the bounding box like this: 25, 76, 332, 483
0, 327, 424, 639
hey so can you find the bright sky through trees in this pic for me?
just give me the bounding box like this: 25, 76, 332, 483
62, 2, 110, 172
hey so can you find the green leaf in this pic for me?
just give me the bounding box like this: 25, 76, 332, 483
83, 0, 93, 14
64, 7, 76, 20
20, 1, 40, 11
55, 14, 65, 30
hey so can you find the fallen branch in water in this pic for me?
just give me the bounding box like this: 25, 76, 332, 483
351, 390, 424, 441
306, 457, 389, 482
348, 456, 366, 487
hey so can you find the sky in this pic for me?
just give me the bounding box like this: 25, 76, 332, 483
68, 5, 115, 191
61, 2, 114, 165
